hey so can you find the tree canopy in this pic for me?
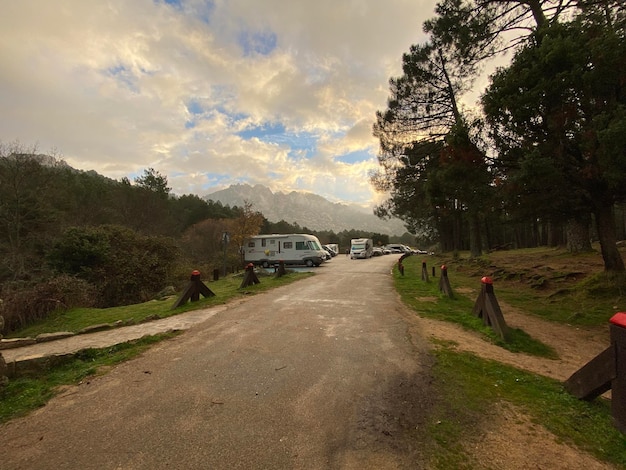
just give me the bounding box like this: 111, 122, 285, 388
372, 0, 626, 270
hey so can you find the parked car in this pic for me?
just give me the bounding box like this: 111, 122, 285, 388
323, 245, 338, 257
372, 247, 384, 256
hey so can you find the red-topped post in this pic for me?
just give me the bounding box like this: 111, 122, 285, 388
566, 312, 626, 434
439, 265, 453, 298
472, 276, 508, 340
610, 312, 626, 433
240, 263, 260, 288
171, 269, 215, 309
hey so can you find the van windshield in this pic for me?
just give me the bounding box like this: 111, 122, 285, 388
352, 244, 365, 250
309, 241, 321, 250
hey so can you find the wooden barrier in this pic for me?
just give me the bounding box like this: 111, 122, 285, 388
421, 260, 429, 281
240, 263, 260, 288
565, 312, 626, 433
171, 270, 215, 309
439, 265, 453, 298
274, 260, 287, 277
472, 277, 508, 341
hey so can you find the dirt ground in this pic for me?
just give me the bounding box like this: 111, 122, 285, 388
415, 248, 622, 469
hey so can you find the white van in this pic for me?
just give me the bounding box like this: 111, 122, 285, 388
244, 234, 327, 268
350, 238, 373, 259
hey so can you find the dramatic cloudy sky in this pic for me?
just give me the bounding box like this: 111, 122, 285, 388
1, 0, 442, 208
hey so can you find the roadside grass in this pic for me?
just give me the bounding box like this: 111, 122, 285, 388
1, 270, 310, 423
9, 270, 312, 338
425, 343, 626, 469
0, 332, 179, 424
395, 249, 626, 468
393, 256, 558, 358
432, 246, 626, 327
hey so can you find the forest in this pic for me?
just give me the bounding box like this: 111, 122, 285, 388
0, 143, 391, 333
371, 0, 626, 270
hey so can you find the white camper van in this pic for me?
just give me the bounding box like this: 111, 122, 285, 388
350, 238, 373, 259
244, 234, 327, 268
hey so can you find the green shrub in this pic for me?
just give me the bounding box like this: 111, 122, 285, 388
47, 225, 180, 307
0, 275, 97, 334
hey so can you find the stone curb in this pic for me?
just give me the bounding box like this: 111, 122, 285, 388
0, 314, 164, 350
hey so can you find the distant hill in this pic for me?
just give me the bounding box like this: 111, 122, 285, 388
204, 184, 409, 236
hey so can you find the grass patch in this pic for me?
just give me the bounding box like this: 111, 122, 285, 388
394, 256, 557, 358
9, 270, 312, 338
433, 247, 625, 327
424, 345, 626, 468
0, 332, 179, 424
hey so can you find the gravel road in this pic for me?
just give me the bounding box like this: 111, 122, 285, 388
1, 254, 436, 470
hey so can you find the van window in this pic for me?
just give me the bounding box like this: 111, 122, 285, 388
261, 239, 266, 247
248, 242, 255, 248
296, 241, 308, 250
283, 242, 293, 249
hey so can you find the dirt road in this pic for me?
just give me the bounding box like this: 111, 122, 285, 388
1, 255, 436, 469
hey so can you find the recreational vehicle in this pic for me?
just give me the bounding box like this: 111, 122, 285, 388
350, 238, 373, 259
244, 234, 327, 268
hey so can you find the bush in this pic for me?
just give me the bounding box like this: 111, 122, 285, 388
48, 225, 180, 307
0, 275, 97, 334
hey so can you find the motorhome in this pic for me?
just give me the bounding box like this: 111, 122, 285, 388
243, 234, 327, 268
350, 238, 373, 259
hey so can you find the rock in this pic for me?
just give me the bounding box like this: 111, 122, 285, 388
36, 332, 75, 343
0, 352, 8, 386
155, 286, 176, 300
0, 338, 36, 350
140, 314, 160, 323
77, 324, 113, 335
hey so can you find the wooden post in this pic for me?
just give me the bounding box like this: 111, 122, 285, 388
421, 260, 429, 281
275, 260, 287, 277
240, 263, 261, 288
610, 313, 626, 433
171, 270, 216, 309
438, 265, 454, 298
398, 260, 405, 276
472, 276, 508, 341
565, 312, 626, 434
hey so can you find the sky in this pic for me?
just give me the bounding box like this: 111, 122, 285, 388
1, 0, 441, 208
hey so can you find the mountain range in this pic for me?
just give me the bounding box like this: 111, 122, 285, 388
204, 184, 409, 236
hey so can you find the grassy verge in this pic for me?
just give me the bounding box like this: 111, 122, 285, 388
431, 247, 626, 327
1, 270, 310, 423
424, 343, 626, 469
394, 250, 626, 467
9, 270, 312, 338
394, 256, 557, 358
0, 332, 179, 424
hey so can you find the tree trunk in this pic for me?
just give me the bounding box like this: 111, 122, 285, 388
469, 213, 483, 258
594, 203, 625, 272
566, 217, 592, 253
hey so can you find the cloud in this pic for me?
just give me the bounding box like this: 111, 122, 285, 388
0, 0, 435, 207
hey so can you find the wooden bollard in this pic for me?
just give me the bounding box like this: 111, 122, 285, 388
438, 265, 453, 298
421, 260, 429, 281
472, 276, 508, 340
611, 313, 626, 433
398, 261, 405, 276
275, 260, 287, 277
240, 263, 261, 288
566, 312, 626, 433
171, 269, 216, 309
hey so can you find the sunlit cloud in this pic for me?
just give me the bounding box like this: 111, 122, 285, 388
0, 0, 435, 207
